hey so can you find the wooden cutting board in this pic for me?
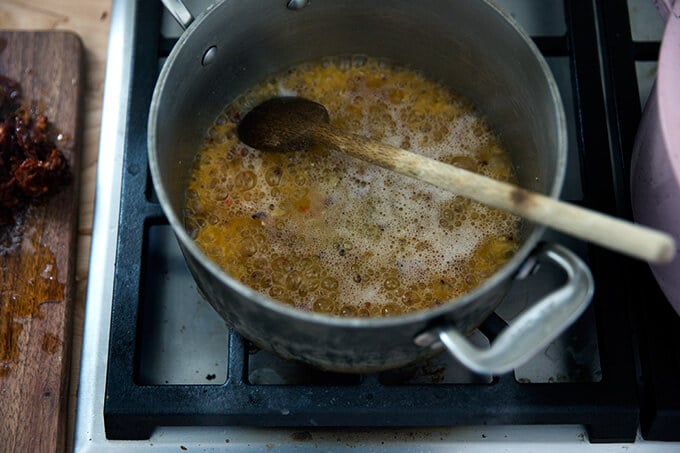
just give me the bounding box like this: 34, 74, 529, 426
0, 31, 83, 452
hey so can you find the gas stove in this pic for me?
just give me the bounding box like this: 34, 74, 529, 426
74, 0, 680, 451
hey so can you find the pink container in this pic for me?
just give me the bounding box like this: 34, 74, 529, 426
631, 0, 680, 315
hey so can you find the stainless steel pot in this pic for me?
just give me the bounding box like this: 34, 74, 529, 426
148, 0, 593, 373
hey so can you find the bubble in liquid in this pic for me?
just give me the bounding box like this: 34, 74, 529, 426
298, 279, 319, 296
351, 55, 367, 67
383, 277, 400, 291
235, 171, 257, 191
337, 305, 354, 317
272, 256, 291, 273
313, 298, 334, 313
265, 167, 283, 186
285, 271, 302, 291
304, 264, 322, 281
381, 303, 403, 317
318, 277, 336, 291
295, 174, 307, 186
270, 286, 285, 298
401, 291, 418, 306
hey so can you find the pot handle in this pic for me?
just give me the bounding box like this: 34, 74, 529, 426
161, 0, 195, 30
414, 243, 594, 375
161, 0, 311, 30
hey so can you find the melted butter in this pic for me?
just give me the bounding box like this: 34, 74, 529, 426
1, 209, 64, 377
185, 56, 520, 317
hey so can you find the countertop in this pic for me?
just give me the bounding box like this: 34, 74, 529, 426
0, 0, 112, 451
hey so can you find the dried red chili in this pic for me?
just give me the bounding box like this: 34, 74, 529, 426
0, 75, 71, 225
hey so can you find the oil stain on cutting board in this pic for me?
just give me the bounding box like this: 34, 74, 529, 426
0, 31, 83, 452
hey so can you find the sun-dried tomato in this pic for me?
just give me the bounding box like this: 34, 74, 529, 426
0, 75, 71, 225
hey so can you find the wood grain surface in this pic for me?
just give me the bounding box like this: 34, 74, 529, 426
0, 31, 83, 453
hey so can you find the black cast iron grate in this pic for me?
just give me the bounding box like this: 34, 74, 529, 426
103, 0, 666, 442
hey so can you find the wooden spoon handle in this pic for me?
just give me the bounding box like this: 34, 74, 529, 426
313, 125, 676, 264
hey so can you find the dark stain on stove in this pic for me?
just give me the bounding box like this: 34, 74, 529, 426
180, 446, 187, 451
205, 373, 216, 380
291, 431, 313, 441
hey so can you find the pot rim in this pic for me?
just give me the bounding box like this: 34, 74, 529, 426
148, 0, 568, 329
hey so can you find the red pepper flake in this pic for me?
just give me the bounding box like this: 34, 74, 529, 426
297, 206, 309, 213
222, 195, 232, 206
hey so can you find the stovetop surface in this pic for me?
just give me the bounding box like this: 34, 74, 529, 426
75, 0, 680, 451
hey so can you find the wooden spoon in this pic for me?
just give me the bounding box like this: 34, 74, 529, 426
237, 97, 676, 264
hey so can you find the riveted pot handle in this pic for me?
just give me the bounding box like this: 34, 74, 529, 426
415, 243, 594, 375
162, 0, 311, 30
161, 0, 195, 29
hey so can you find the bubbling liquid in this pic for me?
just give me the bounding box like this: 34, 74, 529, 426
185, 56, 521, 317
